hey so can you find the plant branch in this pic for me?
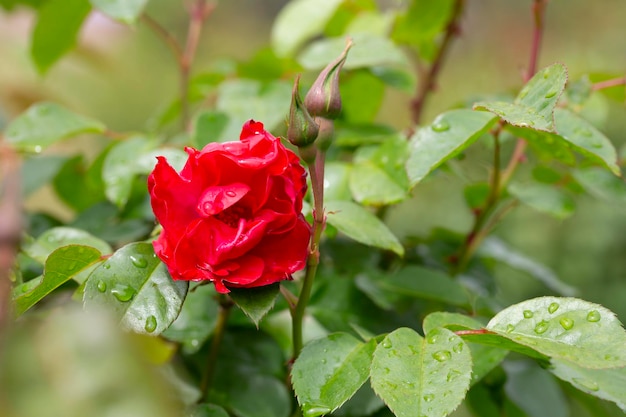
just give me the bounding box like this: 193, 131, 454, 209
409, 0, 464, 128
180, 0, 215, 131
591, 76, 626, 91
140, 14, 183, 61
454, 329, 495, 336
200, 295, 233, 402
291, 147, 326, 359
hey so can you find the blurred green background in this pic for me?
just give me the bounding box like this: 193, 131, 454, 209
1, 1, 626, 319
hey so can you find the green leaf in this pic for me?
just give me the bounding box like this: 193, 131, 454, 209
349, 162, 407, 205
486, 296, 626, 369
89, 0, 147, 23
5, 102, 105, 152
341, 70, 385, 124
392, 0, 455, 44
192, 110, 230, 148
298, 33, 407, 70
53, 154, 106, 211
163, 284, 219, 354
102, 136, 152, 208
508, 182, 575, 219
475, 63, 568, 131
324, 162, 353, 201
325, 200, 404, 256
271, 0, 343, 57
478, 237, 577, 296
553, 108, 620, 176
216, 79, 291, 141
229, 283, 280, 327
550, 359, 626, 411
292, 333, 376, 416
14, 245, 102, 315
406, 109, 497, 186
379, 265, 469, 307
504, 361, 569, 417
573, 167, 626, 204
370, 327, 472, 417
84, 242, 188, 335
187, 404, 230, 417
30, 0, 91, 73
24, 226, 112, 264
21, 155, 68, 195
422, 312, 509, 386
509, 126, 577, 165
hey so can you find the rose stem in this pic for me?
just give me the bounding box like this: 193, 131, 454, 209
591, 76, 626, 91
408, 0, 464, 130
141, 1, 215, 131
452, 0, 548, 276
292, 142, 327, 359
200, 294, 233, 402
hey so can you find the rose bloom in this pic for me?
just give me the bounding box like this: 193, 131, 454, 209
148, 120, 311, 293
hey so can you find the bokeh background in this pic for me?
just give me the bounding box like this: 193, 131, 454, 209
2, 1, 626, 417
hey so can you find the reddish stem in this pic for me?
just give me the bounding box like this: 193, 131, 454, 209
455, 329, 494, 336
592, 76, 626, 91
409, 0, 464, 128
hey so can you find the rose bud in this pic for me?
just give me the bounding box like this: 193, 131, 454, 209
287, 74, 319, 148
148, 120, 311, 293
304, 38, 353, 119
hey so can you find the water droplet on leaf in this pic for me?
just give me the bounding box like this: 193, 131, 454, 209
103, 263, 111, 269
523, 310, 534, 319
534, 320, 549, 334
111, 284, 136, 302
432, 119, 450, 132
427, 334, 438, 344
432, 350, 452, 362
505, 324, 515, 333
447, 370, 462, 382
587, 310, 601, 322
544, 89, 558, 98
548, 302, 560, 314
130, 255, 148, 268
452, 342, 464, 353
96, 280, 107, 292
382, 339, 392, 349
145, 315, 157, 333
559, 317, 574, 330
423, 394, 434, 403
304, 407, 331, 417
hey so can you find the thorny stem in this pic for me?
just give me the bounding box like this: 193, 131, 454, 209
142, 2, 215, 131
409, 0, 464, 129
453, 0, 548, 275
291, 148, 326, 359
200, 295, 233, 402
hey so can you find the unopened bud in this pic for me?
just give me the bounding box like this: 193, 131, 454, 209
304, 38, 353, 119
287, 74, 319, 147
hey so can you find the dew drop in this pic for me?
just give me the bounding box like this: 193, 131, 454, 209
321, 359, 327, 364
427, 334, 439, 344
604, 354, 618, 361
452, 342, 464, 353
505, 324, 515, 333
423, 394, 435, 403
518, 89, 529, 99
587, 310, 601, 322
103, 263, 111, 269
534, 320, 549, 334
145, 315, 157, 333
590, 141, 603, 149
225, 190, 237, 197
304, 407, 332, 417
559, 317, 574, 330
523, 310, 534, 319
432, 119, 450, 133
190, 339, 200, 347
130, 255, 148, 268
573, 378, 599, 392
447, 370, 462, 382
548, 302, 560, 314
383, 367, 390, 374
382, 339, 392, 349
432, 350, 452, 362
111, 284, 136, 302
96, 280, 107, 292
544, 89, 558, 98
34, 145, 42, 154
543, 71, 550, 79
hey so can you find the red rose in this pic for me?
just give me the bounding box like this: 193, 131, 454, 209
148, 120, 311, 293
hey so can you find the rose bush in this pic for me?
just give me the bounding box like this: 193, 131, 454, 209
148, 120, 311, 293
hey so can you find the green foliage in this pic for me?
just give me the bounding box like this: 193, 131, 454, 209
3, 1, 626, 417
